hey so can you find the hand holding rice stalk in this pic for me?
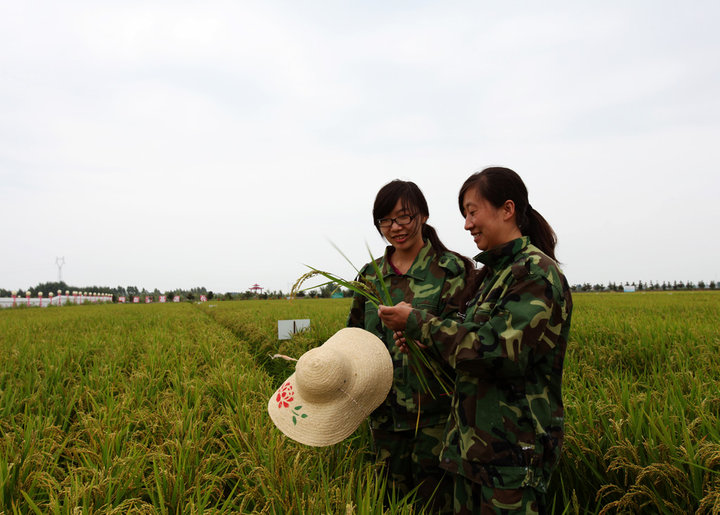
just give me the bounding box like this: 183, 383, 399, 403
290, 243, 453, 398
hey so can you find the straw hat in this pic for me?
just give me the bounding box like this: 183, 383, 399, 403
267, 327, 393, 447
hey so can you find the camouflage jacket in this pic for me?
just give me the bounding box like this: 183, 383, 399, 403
347, 240, 470, 431
404, 237, 573, 491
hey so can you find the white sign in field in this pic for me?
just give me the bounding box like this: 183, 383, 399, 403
277, 319, 311, 340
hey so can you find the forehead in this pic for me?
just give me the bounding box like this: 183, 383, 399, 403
462, 187, 485, 208
388, 197, 413, 215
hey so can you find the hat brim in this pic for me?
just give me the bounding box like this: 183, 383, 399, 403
268, 327, 392, 447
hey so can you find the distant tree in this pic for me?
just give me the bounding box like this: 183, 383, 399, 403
319, 283, 341, 298
710, 281, 717, 290
698, 281, 706, 289
32, 281, 70, 295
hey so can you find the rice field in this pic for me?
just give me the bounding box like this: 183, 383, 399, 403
0, 292, 719, 513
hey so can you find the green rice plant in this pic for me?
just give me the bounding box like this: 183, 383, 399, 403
2, 290, 720, 513
551, 291, 720, 513
1, 300, 423, 513
290, 244, 453, 398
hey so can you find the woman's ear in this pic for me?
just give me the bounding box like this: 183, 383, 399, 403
502, 200, 516, 221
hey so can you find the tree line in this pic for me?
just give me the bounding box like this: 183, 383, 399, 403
0, 281, 212, 302
4, 279, 716, 301
571, 280, 717, 292
0, 281, 353, 301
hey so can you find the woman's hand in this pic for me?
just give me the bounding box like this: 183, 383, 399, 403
393, 331, 409, 353
392, 330, 429, 354
377, 302, 412, 330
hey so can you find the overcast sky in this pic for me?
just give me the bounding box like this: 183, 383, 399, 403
2, 1, 719, 294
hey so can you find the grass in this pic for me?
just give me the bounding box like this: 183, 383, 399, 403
0, 301, 419, 513
1, 292, 719, 513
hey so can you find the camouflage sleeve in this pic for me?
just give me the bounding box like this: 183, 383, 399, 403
415, 255, 470, 364
434, 256, 470, 320
405, 273, 555, 377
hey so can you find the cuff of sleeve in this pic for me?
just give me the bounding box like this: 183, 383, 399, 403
405, 308, 424, 340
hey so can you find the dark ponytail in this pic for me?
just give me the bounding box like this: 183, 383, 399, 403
421, 223, 447, 254
522, 207, 557, 262
458, 167, 558, 261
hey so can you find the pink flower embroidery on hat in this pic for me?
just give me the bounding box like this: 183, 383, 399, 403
276, 382, 294, 408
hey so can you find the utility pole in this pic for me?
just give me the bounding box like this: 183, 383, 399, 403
56, 257, 65, 283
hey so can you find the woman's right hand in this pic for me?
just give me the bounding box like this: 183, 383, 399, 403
393, 331, 427, 354
394, 331, 408, 353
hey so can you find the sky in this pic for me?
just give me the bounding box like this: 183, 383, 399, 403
2, 1, 719, 294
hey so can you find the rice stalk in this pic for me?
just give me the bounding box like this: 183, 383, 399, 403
3, 289, 719, 512
290, 267, 382, 306
290, 243, 453, 397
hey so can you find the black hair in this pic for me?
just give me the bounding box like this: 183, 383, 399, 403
373, 180, 474, 269
458, 167, 558, 261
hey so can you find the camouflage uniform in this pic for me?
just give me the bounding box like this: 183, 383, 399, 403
403, 237, 573, 514
347, 240, 470, 513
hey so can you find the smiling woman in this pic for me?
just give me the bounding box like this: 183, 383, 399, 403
458, 167, 558, 260
378, 167, 573, 514
376, 203, 427, 273
346, 179, 474, 514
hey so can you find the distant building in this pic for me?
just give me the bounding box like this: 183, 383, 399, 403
623, 285, 636, 293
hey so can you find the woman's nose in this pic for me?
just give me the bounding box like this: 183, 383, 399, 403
464, 214, 473, 231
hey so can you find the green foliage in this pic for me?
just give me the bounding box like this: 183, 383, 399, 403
552, 291, 720, 513
0, 300, 422, 513
2, 293, 720, 513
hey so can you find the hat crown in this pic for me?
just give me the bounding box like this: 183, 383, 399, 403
268, 327, 392, 447
295, 347, 348, 402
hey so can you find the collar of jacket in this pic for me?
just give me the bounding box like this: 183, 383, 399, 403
474, 236, 530, 270
380, 239, 435, 280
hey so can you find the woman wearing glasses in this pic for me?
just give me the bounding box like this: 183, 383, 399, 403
377, 168, 573, 514
347, 179, 474, 514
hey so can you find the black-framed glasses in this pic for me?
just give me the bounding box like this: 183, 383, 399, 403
377, 214, 416, 228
